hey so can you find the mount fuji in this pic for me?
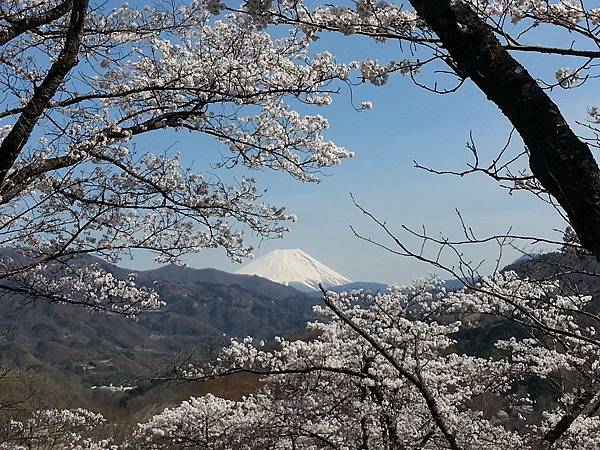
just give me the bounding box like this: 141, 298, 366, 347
236, 249, 351, 292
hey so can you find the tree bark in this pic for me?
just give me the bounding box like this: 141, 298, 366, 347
408, 0, 600, 446
0, 0, 88, 185
409, 0, 600, 261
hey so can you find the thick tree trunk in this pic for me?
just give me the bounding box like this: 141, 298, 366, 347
408, 1, 600, 446
409, 0, 600, 261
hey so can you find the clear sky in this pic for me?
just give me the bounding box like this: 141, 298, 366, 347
121, 11, 597, 284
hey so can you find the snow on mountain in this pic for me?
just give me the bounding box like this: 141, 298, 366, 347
236, 249, 351, 292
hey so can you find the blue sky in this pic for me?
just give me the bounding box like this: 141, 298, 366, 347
121, 8, 598, 284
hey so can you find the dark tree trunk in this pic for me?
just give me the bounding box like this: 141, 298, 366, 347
409, 0, 600, 261
408, 0, 600, 446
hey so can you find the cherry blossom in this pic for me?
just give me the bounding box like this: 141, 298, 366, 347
0, 0, 355, 314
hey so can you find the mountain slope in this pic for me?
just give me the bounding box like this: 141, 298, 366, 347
136, 265, 301, 300
0, 259, 320, 379
236, 249, 351, 291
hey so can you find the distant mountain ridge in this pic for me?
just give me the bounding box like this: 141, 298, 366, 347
136, 264, 301, 301
0, 248, 469, 381
237, 249, 351, 291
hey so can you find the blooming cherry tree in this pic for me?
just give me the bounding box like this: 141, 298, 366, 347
4, 1, 600, 448
0, 0, 353, 314
134, 272, 600, 449
3, 270, 599, 448
0, 408, 108, 450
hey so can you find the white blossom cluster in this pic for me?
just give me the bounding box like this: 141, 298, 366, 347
1, 260, 162, 317
360, 59, 416, 85
134, 274, 600, 449
133, 394, 273, 448
1, 408, 110, 450
468, 0, 600, 26
276, 0, 600, 38
555, 67, 585, 88
91, 19, 354, 179
283, 0, 419, 40
242, 0, 600, 94
3, 272, 600, 448
0, 0, 360, 312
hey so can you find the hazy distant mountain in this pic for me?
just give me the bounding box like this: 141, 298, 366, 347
136, 264, 301, 301
323, 280, 466, 297
0, 249, 472, 380
236, 249, 351, 291
441, 279, 466, 291
321, 281, 390, 295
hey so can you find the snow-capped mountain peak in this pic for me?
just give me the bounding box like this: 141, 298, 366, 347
236, 249, 351, 292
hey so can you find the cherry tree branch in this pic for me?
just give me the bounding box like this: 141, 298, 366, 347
0, 0, 88, 185
408, 0, 600, 260
0, 0, 73, 46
